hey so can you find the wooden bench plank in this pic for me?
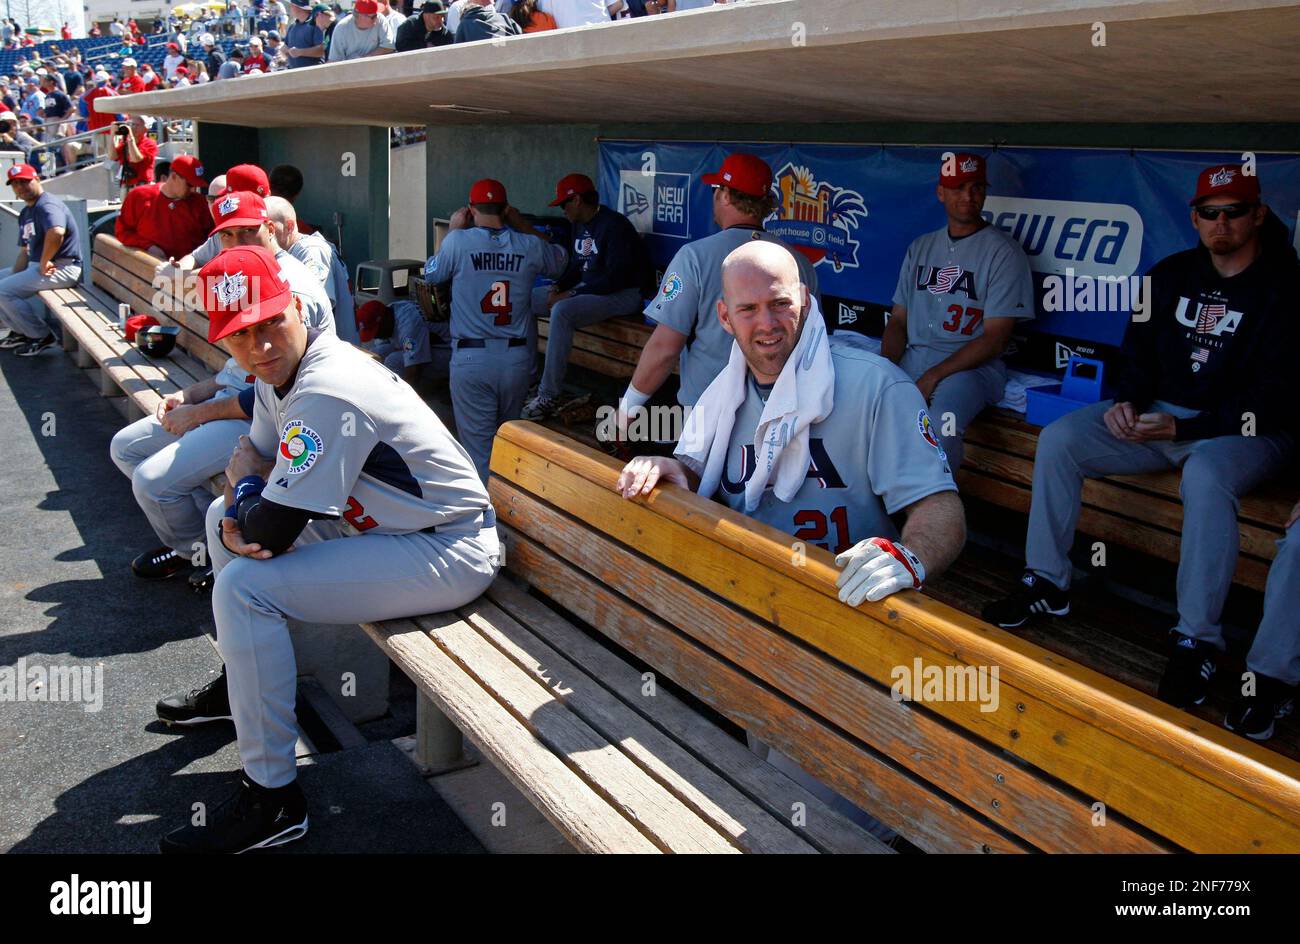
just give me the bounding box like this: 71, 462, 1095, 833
412, 608, 740, 854
491, 477, 1168, 854
484, 578, 893, 854
498, 523, 1029, 853
361, 615, 660, 853
491, 421, 1300, 852
462, 593, 841, 854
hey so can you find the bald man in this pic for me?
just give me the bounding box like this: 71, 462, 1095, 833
616, 240, 965, 834
265, 195, 357, 344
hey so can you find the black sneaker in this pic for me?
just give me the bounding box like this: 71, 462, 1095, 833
132, 546, 190, 580
1225, 674, 1295, 741
1156, 632, 1217, 709
189, 567, 215, 592
156, 668, 232, 726
15, 333, 55, 356
159, 774, 308, 854
981, 571, 1071, 629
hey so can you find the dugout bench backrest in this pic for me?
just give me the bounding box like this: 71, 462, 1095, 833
488, 420, 1300, 853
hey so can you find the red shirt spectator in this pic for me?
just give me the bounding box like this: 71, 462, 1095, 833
115, 157, 212, 260
115, 120, 158, 187
84, 82, 118, 134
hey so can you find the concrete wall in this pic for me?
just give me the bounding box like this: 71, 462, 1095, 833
423, 121, 1300, 218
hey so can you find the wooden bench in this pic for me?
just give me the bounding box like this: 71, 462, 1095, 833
363, 421, 1300, 853
538, 317, 1296, 592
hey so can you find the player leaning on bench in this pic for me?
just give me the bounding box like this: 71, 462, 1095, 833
981, 165, 1300, 736
0, 163, 82, 357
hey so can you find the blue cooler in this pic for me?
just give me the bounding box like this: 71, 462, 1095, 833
1025, 356, 1105, 427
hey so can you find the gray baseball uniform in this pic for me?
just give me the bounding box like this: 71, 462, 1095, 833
207, 331, 499, 788
426, 225, 568, 482
648, 225, 820, 407
703, 336, 956, 550
290, 230, 356, 345
892, 223, 1033, 469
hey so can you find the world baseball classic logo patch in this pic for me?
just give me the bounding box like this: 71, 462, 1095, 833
279, 420, 323, 475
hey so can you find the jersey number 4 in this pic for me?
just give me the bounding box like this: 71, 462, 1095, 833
343, 497, 378, 532
941, 304, 983, 335
480, 281, 513, 326
793, 506, 851, 554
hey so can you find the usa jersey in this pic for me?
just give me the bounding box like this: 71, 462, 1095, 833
713, 338, 956, 552
251, 332, 489, 535
648, 225, 820, 407
891, 223, 1033, 368
426, 226, 567, 340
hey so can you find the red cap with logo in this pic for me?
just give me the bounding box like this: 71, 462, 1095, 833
940, 152, 987, 188
221, 163, 269, 196
701, 153, 771, 198
1190, 164, 1260, 205
6, 163, 37, 183
356, 299, 387, 342
354, 0, 379, 13
548, 172, 596, 207
469, 178, 507, 204
210, 190, 270, 234
199, 246, 295, 342
171, 153, 207, 188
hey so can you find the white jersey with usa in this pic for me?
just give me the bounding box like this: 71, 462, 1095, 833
251, 332, 490, 535
426, 226, 567, 340
647, 225, 820, 406
715, 338, 956, 552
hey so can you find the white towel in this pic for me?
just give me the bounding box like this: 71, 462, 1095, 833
676, 298, 835, 514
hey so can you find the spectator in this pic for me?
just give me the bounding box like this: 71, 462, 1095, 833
114, 114, 158, 188
0, 164, 82, 356
326, 0, 396, 61
454, 0, 521, 41
119, 58, 147, 94
534, 0, 611, 27
163, 42, 186, 80
509, 0, 556, 31
244, 35, 270, 70
285, 0, 326, 67
395, 0, 453, 50
313, 4, 338, 55
202, 33, 227, 77
115, 154, 211, 261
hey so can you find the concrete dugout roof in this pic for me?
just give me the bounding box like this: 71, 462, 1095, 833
101, 0, 1300, 127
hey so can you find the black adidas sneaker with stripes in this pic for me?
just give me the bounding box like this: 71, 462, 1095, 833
981, 571, 1071, 629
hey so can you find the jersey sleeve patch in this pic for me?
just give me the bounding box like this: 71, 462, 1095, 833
279, 420, 324, 475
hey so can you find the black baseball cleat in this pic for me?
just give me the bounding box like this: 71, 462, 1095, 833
189, 566, 214, 592
1225, 675, 1295, 741
132, 546, 190, 580
1156, 632, 1217, 709
980, 571, 1071, 629
156, 668, 232, 726
159, 774, 308, 854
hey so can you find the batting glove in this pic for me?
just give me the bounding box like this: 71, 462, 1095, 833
834, 537, 925, 606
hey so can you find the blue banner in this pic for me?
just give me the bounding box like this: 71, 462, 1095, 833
600, 140, 1300, 368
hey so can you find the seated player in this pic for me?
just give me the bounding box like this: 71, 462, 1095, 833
157, 246, 499, 853
981, 165, 1300, 710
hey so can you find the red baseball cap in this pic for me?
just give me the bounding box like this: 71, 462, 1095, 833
356, 299, 387, 342
222, 163, 269, 196
210, 190, 270, 234
940, 152, 987, 188
199, 246, 296, 342
6, 163, 37, 183
1190, 164, 1260, 205
469, 178, 506, 204
701, 153, 771, 198
354, 0, 379, 13
171, 153, 207, 188
548, 172, 596, 207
